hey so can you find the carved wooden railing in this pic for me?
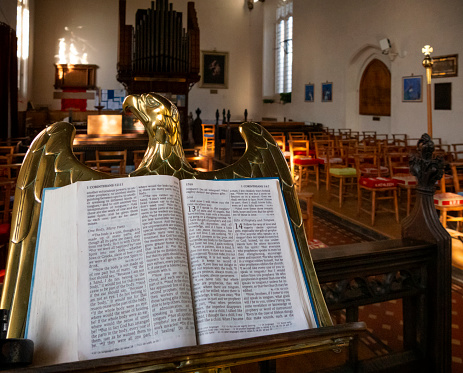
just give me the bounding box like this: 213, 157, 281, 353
311, 133, 451, 372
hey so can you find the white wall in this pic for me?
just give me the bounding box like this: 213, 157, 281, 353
0, 0, 16, 28
30, 0, 264, 122
31, 0, 121, 110
279, 0, 463, 144
29, 0, 463, 144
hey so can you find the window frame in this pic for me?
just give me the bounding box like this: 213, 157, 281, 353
275, 1, 293, 94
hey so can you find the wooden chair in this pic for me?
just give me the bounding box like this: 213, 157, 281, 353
314, 139, 343, 190
355, 152, 399, 225
0, 146, 15, 179
434, 162, 463, 231
201, 124, 215, 152
388, 152, 416, 216
0, 180, 15, 270
452, 144, 463, 162
133, 150, 146, 168
289, 140, 319, 191
86, 150, 127, 175
74, 152, 85, 163
328, 163, 357, 208
339, 139, 358, 167
269, 132, 286, 152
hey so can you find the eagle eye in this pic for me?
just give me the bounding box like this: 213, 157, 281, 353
146, 96, 160, 108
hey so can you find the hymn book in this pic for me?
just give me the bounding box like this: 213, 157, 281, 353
26, 175, 319, 366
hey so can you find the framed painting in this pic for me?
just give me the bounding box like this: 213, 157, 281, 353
435, 82, 451, 110
402, 75, 422, 102
200, 51, 229, 89
432, 54, 458, 78
321, 82, 332, 102
305, 84, 314, 102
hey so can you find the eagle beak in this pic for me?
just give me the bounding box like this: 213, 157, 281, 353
122, 94, 150, 126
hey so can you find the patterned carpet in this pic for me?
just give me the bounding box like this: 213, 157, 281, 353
311, 211, 463, 372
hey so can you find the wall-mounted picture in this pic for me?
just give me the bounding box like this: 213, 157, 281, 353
432, 54, 458, 78
200, 51, 229, 89
321, 82, 332, 102
304, 84, 314, 102
402, 75, 422, 102
435, 82, 452, 110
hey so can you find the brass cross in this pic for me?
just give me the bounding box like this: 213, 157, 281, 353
422, 45, 433, 56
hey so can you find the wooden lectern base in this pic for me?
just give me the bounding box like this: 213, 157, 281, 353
14, 323, 365, 372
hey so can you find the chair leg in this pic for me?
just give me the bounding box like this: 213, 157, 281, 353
393, 189, 399, 222
371, 190, 376, 225
357, 187, 362, 215
296, 165, 302, 192
327, 174, 332, 201
441, 210, 447, 228
406, 188, 411, 216
339, 177, 344, 208
315, 165, 320, 191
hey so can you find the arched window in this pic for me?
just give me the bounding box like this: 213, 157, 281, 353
359, 59, 391, 116
275, 0, 292, 94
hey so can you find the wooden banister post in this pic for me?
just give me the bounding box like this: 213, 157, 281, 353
402, 133, 451, 372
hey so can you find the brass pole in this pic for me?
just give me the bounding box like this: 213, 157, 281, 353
422, 45, 433, 137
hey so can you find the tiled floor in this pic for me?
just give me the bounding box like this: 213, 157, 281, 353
305, 180, 463, 372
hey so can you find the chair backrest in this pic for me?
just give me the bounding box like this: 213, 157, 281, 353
339, 139, 358, 166
354, 152, 380, 178
392, 134, 408, 145
288, 132, 307, 141
387, 152, 410, 177
0, 180, 14, 224
95, 150, 127, 175
452, 144, 463, 162
269, 132, 286, 151
314, 139, 335, 157
450, 162, 463, 194
289, 140, 310, 158
202, 124, 215, 137
288, 140, 310, 176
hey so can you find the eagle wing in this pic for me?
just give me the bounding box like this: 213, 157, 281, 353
196, 122, 331, 327
0, 121, 114, 338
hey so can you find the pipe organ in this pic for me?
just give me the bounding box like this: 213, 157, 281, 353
117, 0, 200, 143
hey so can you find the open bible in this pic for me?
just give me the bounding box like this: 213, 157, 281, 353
26, 175, 320, 366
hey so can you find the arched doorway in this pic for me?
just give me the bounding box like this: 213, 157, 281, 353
345, 45, 392, 133
359, 59, 391, 116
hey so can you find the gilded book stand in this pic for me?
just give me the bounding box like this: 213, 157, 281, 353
0, 93, 365, 369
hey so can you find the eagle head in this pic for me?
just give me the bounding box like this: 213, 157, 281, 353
123, 93, 180, 146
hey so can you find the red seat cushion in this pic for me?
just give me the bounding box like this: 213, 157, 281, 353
360, 177, 398, 188
393, 166, 410, 174
0, 223, 10, 243
293, 157, 320, 165
434, 193, 463, 207
293, 150, 308, 156
393, 175, 417, 186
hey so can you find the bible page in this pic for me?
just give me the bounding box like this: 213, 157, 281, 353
25, 185, 80, 366
77, 175, 196, 361
181, 178, 318, 345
